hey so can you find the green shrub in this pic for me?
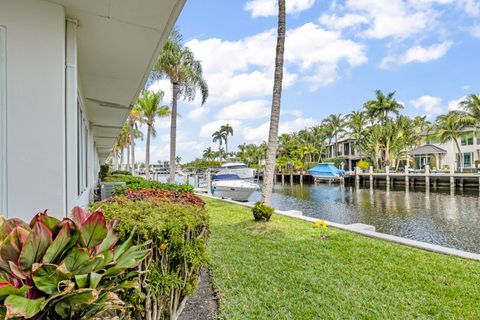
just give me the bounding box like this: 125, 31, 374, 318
90, 197, 209, 319
252, 202, 274, 222
102, 174, 145, 184
99, 164, 110, 181
113, 180, 194, 194
0, 207, 150, 319
111, 170, 132, 176
357, 160, 370, 171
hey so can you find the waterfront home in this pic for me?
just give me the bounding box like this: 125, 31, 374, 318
411, 129, 480, 171
326, 138, 365, 171
0, 0, 185, 220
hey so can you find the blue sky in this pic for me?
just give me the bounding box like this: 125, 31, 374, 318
137, 0, 480, 163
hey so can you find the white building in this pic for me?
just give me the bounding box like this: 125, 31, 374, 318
411, 129, 480, 171
0, 0, 185, 220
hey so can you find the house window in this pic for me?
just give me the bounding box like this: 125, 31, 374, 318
461, 132, 474, 146
77, 100, 88, 195
344, 143, 350, 156
0, 26, 6, 214
457, 152, 474, 168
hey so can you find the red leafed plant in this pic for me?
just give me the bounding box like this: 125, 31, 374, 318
110, 189, 205, 207
0, 207, 150, 319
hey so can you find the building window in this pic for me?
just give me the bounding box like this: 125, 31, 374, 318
0, 26, 6, 214
461, 132, 474, 146
77, 100, 88, 195
457, 152, 474, 168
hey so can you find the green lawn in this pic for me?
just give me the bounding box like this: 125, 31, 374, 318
204, 197, 480, 319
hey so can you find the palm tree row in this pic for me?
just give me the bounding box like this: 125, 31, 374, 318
111, 28, 208, 181
203, 90, 479, 175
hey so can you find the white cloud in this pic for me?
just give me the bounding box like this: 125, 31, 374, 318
217, 100, 271, 120
187, 107, 209, 120
242, 117, 317, 143
245, 0, 316, 18
462, 84, 471, 90
186, 22, 367, 104
380, 41, 452, 68
471, 25, 480, 38
460, 0, 480, 17
199, 120, 242, 138
344, 0, 433, 39
410, 95, 444, 115
148, 80, 172, 103
448, 96, 467, 111
319, 13, 369, 30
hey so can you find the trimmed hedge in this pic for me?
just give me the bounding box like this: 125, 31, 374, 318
103, 174, 145, 184
113, 180, 194, 194
102, 174, 194, 194
91, 193, 209, 320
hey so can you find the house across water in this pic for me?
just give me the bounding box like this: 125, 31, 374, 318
411, 129, 480, 171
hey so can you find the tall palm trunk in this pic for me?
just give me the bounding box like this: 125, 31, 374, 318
120, 149, 124, 171
127, 140, 131, 172
145, 124, 152, 180
225, 138, 228, 154
131, 137, 136, 175
261, 0, 286, 205
169, 83, 179, 184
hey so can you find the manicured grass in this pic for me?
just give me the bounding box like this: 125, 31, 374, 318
204, 197, 480, 319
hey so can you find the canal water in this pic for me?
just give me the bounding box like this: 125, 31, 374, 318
249, 183, 480, 254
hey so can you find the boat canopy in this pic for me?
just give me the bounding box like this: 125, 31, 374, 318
221, 162, 248, 168
308, 163, 345, 178
213, 174, 241, 181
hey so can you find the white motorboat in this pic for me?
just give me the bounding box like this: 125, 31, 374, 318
218, 162, 256, 180
212, 174, 258, 202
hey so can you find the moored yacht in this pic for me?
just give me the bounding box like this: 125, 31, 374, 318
212, 174, 258, 202
218, 162, 256, 180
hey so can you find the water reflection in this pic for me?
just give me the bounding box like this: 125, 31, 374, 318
250, 183, 480, 253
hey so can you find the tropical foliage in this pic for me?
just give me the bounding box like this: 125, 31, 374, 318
91, 191, 209, 320
0, 208, 150, 319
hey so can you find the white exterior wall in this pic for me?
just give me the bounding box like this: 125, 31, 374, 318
426, 136, 480, 170
0, 0, 100, 220
0, 0, 66, 220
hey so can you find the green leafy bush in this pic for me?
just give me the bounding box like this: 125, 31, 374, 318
357, 160, 370, 171
110, 170, 132, 176
99, 164, 110, 181
91, 197, 209, 319
102, 174, 145, 185
111, 189, 204, 207
252, 202, 274, 222
0, 207, 150, 319
114, 180, 193, 194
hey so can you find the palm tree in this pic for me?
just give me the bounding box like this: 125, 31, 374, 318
364, 90, 403, 125
323, 114, 346, 157
212, 130, 223, 160
136, 90, 170, 180
459, 94, 480, 126
261, 0, 286, 205
220, 124, 234, 153
203, 147, 215, 161
151, 29, 208, 184
435, 111, 468, 171
348, 110, 367, 145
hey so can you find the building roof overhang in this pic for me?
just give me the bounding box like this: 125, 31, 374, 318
46, 0, 186, 163
410, 144, 447, 155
